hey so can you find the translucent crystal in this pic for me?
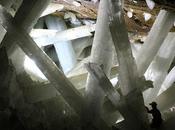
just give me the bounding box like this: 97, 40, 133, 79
144, 33, 175, 102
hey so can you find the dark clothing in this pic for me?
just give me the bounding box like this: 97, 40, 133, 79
147, 107, 163, 128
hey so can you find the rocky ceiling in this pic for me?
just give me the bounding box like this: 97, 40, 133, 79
52, 0, 175, 37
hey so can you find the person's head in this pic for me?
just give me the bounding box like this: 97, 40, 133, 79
149, 102, 157, 108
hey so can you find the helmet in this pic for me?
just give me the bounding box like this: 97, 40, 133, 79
149, 102, 157, 106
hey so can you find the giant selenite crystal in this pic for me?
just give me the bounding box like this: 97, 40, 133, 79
0, 6, 84, 116
144, 33, 175, 103
109, 0, 148, 129
85, 0, 113, 126
136, 10, 175, 76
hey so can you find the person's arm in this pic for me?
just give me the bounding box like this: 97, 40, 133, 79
145, 106, 151, 113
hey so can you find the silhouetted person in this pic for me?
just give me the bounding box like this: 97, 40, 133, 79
146, 102, 163, 128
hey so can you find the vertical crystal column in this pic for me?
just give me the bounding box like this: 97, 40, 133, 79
45, 15, 77, 74
85, 0, 114, 126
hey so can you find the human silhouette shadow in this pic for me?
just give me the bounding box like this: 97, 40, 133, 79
146, 102, 163, 129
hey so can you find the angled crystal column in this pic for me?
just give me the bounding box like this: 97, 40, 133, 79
0, 8, 111, 130
158, 66, 175, 95
0, 8, 84, 115
144, 33, 175, 103
136, 10, 175, 76
1, 0, 51, 74
45, 15, 77, 74
13, 0, 51, 32
85, 63, 121, 107
85, 0, 114, 125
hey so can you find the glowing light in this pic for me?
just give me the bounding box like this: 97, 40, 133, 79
110, 77, 118, 87
115, 117, 124, 124
127, 11, 133, 18
72, 1, 81, 6
143, 12, 152, 21
145, 0, 155, 10
24, 56, 47, 80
